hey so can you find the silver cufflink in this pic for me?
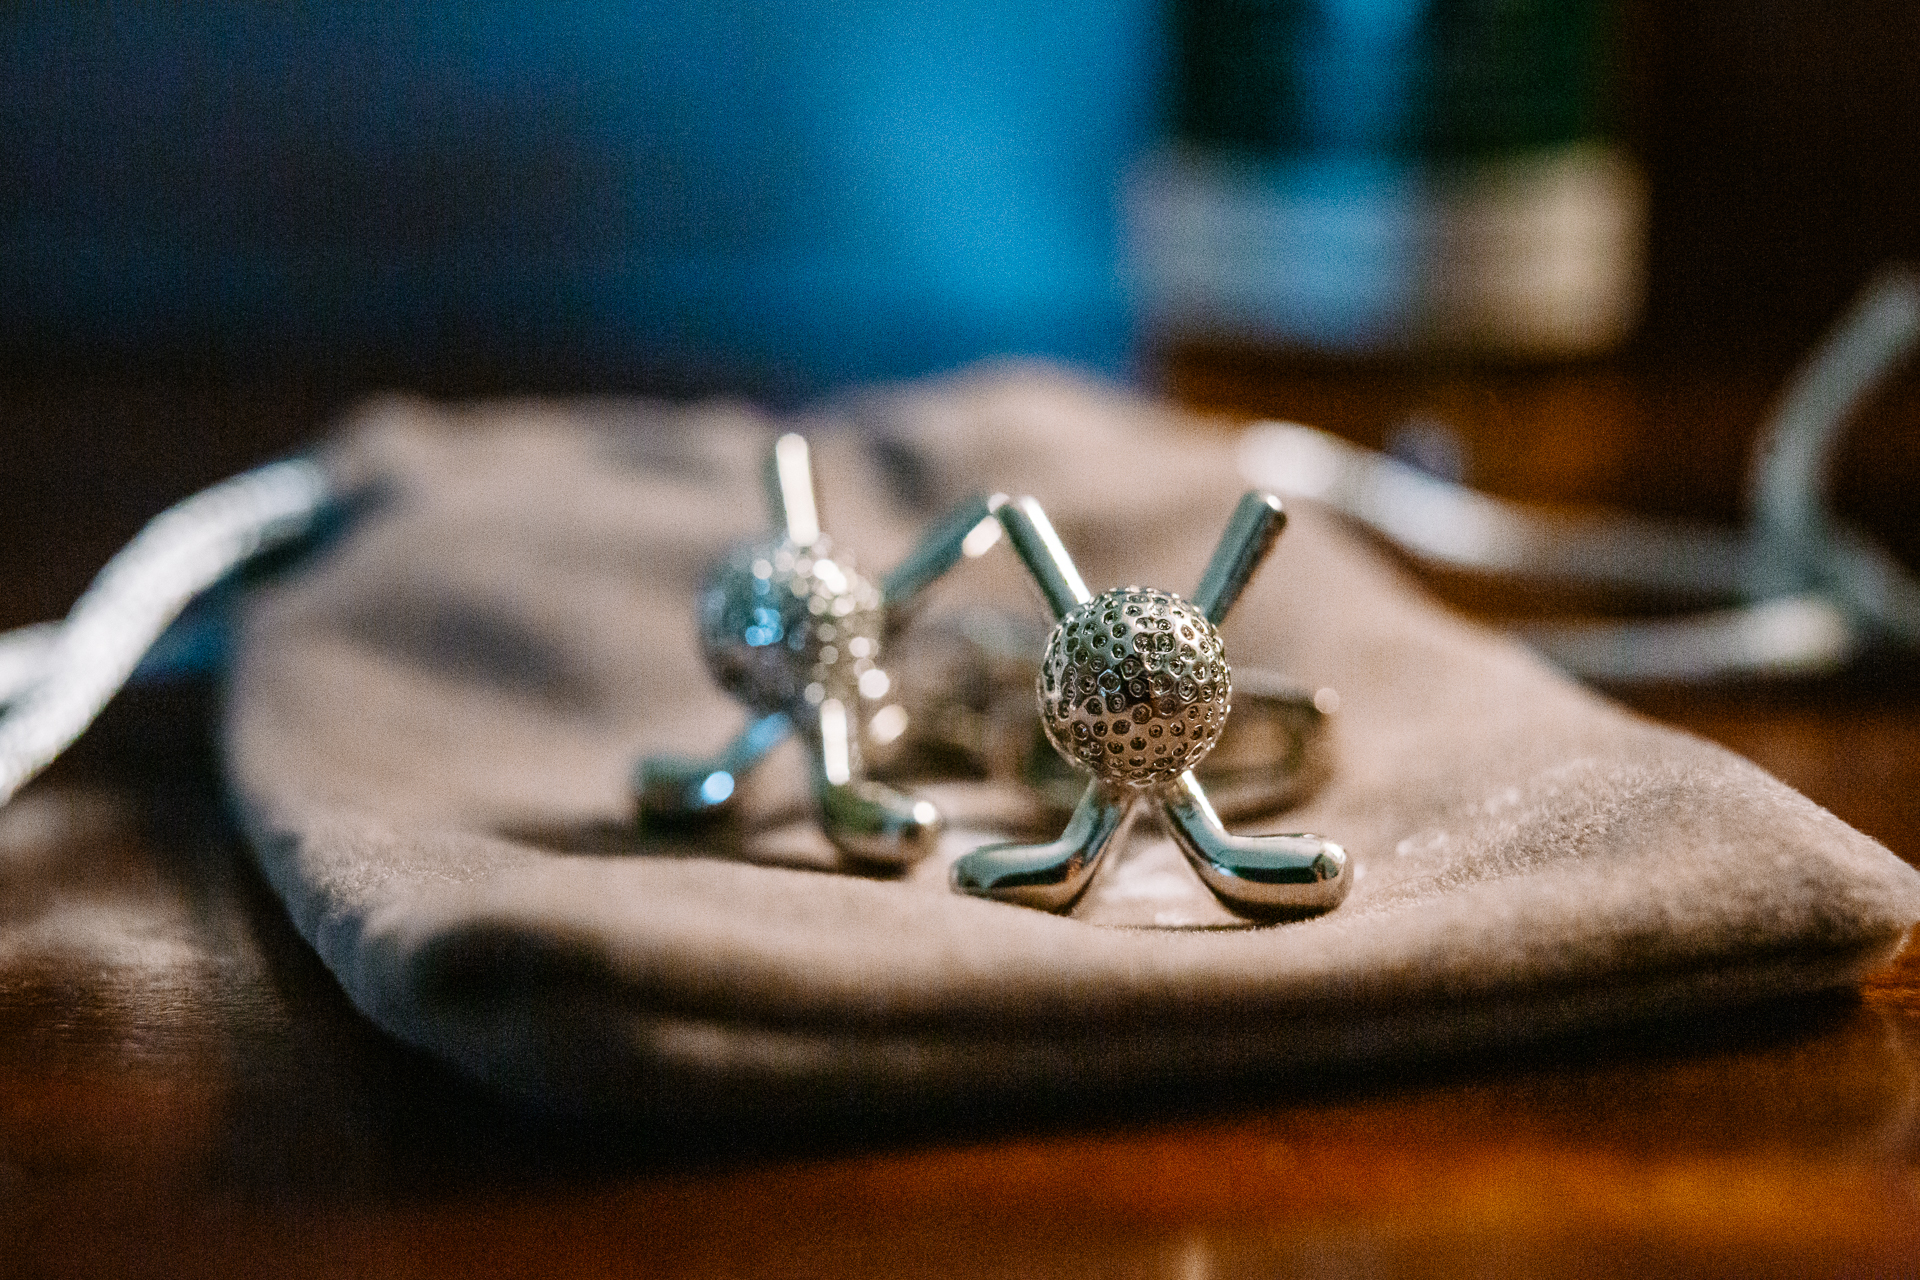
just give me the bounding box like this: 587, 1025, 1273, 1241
634, 433, 995, 870
950, 492, 1351, 920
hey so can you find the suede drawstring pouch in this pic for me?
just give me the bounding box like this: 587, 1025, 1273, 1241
222, 367, 1920, 1116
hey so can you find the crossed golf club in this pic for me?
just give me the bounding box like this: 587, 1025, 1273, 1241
634, 433, 995, 869
950, 491, 1350, 919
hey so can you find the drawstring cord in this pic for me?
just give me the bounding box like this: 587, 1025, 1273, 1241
1241, 268, 1920, 683
0, 456, 337, 807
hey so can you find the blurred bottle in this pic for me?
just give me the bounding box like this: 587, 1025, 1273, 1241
1130, 0, 1644, 359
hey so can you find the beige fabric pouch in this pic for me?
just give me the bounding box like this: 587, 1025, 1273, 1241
225, 368, 1920, 1115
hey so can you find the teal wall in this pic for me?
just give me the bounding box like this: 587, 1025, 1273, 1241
1, 4, 1161, 391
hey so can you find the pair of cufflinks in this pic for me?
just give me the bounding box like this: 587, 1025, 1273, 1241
635, 435, 1349, 922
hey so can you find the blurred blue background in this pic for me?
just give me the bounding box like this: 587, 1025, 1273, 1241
0, 3, 1162, 395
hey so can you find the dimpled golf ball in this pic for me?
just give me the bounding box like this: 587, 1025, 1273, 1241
698, 535, 884, 713
1038, 587, 1231, 787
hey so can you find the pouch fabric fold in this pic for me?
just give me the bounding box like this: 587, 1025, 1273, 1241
224, 367, 1920, 1114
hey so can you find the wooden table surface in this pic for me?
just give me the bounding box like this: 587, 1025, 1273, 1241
5, 372, 1920, 1277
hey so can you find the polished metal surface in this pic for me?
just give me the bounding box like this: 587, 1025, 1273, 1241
637, 432, 996, 869
952, 490, 1351, 920
881, 493, 999, 610
631, 711, 789, 819
988, 494, 1090, 619
1191, 491, 1287, 625
948, 779, 1138, 911
809, 694, 943, 868
768, 430, 824, 548
1163, 770, 1348, 915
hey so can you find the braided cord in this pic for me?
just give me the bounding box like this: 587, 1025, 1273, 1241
0, 457, 336, 806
